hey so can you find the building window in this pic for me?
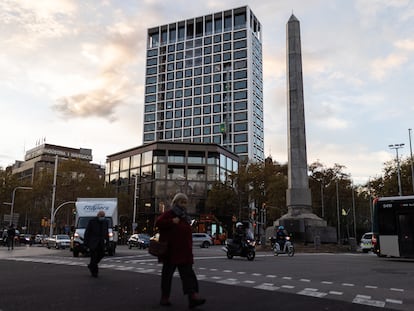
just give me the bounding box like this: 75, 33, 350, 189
234, 91, 247, 100
234, 144, 248, 153
234, 40, 247, 50
193, 127, 201, 136
234, 133, 248, 143
234, 80, 247, 90
234, 50, 247, 60
234, 111, 247, 121
234, 122, 247, 132
194, 117, 201, 125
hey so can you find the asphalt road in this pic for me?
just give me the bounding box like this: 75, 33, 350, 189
0, 245, 396, 311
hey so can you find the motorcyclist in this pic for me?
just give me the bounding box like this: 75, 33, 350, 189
275, 225, 288, 251
233, 222, 246, 249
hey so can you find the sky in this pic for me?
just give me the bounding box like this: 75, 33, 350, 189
1, 0, 414, 185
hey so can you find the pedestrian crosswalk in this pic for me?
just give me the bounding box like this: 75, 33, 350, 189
2, 254, 407, 310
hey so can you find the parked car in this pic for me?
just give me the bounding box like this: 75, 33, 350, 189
19, 234, 34, 245
192, 233, 213, 248
35, 234, 48, 244
47, 234, 71, 249
360, 232, 373, 253
128, 233, 151, 249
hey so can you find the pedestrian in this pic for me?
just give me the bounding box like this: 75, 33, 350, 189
155, 193, 206, 309
84, 210, 109, 278
7, 224, 16, 251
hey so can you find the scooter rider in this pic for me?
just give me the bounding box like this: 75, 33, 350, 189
276, 225, 288, 250
233, 222, 246, 249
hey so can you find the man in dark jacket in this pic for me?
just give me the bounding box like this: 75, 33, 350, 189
7, 224, 16, 250
84, 210, 109, 277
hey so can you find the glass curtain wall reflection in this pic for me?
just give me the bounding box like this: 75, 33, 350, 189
106, 141, 238, 234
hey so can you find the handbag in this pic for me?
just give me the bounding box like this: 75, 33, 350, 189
148, 237, 168, 257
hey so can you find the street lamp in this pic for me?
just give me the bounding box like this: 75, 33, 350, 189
389, 143, 405, 196
9, 186, 33, 225
49, 201, 76, 235
132, 175, 138, 234
409, 129, 414, 194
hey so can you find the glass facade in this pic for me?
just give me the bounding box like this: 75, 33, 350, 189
144, 6, 264, 162
106, 141, 238, 230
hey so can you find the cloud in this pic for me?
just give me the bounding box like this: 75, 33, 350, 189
370, 52, 408, 80
53, 69, 134, 120
394, 38, 414, 50
0, 0, 77, 49
53, 7, 149, 119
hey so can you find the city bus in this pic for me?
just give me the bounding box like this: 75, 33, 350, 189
372, 196, 414, 258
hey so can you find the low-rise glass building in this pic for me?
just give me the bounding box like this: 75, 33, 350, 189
106, 141, 238, 232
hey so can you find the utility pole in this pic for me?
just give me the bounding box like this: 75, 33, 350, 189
49, 155, 58, 237
389, 144, 404, 196
409, 129, 414, 193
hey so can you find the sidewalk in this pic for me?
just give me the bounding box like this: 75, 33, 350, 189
0, 245, 55, 259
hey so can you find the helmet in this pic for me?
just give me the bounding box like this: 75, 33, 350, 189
236, 222, 243, 228
278, 225, 285, 230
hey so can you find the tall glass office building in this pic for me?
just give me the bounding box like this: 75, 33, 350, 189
143, 6, 264, 162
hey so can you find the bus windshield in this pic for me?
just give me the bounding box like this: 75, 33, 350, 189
373, 195, 414, 258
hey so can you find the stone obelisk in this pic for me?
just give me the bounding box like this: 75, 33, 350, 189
286, 14, 312, 214
276, 14, 330, 242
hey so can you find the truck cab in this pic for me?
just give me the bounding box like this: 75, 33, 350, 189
71, 198, 118, 257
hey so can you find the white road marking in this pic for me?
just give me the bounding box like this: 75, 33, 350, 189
298, 289, 327, 298
217, 279, 240, 285
342, 283, 355, 287
386, 298, 403, 304
254, 283, 280, 291
353, 295, 385, 308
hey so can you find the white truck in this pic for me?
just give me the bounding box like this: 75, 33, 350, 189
71, 198, 118, 257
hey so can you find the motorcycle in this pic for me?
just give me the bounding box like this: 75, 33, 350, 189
222, 238, 256, 261
269, 236, 295, 257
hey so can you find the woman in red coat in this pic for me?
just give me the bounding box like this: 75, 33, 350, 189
155, 193, 206, 309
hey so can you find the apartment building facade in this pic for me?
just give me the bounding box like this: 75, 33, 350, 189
143, 6, 264, 163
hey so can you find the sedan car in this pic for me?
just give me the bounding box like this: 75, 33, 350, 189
47, 234, 71, 249
128, 233, 151, 249
19, 234, 34, 245
360, 232, 373, 253
192, 233, 213, 248
35, 234, 48, 244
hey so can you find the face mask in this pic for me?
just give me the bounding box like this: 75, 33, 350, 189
98, 217, 105, 221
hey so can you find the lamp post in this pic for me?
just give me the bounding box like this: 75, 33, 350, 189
132, 175, 138, 234
50, 155, 58, 237
409, 129, 414, 194
9, 186, 33, 225
52, 201, 76, 221
389, 144, 404, 196
336, 179, 341, 244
